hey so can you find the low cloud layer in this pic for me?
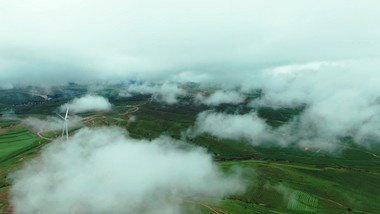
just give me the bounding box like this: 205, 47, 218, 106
0, 83, 14, 90
195, 90, 245, 106
125, 82, 185, 104
186, 109, 359, 151
59, 95, 112, 113
0, 109, 16, 120
248, 61, 380, 149
10, 127, 245, 214
23, 116, 83, 133
188, 111, 268, 145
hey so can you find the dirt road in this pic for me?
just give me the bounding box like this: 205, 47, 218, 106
120, 104, 140, 118
198, 203, 228, 214
36, 129, 53, 141
83, 116, 106, 124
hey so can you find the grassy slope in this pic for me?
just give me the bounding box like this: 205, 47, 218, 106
124, 101, 380, 213
217, 160, 380, 214
1, 91, 380, 213
0, 127, 48, 213
0, 128, 41, 160
127, 101, 380, 171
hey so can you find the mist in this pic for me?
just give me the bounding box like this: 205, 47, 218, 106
10, 127, 245, 214
195, 90, 245, 106
125, 82, 185, 104
0, 110, 16, 121
249, 60, 380, 149
23, 116, 83, 133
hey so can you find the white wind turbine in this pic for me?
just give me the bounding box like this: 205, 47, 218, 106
57, 107, 70, 142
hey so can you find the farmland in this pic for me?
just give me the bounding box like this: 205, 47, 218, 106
1, 87, 380, 213
0, 122, 50, 212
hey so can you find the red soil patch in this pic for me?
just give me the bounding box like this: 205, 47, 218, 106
0, 193, 7, 201
5, 204, 14, 214
0, 192, 13, 214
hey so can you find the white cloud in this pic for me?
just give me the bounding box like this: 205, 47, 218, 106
264, 183, 293, 200
269, 61, 332, 76
0, 82, 14, 90
188, 111, 268, 145
0, 109, 16, 120
10, 127, 245, 214
128, 115, 137, 123
59, 95, 112, 113
248, 60, 380, 148
117, 90, 132, 98
195, 90, 245, 106
127, 82, 185, 104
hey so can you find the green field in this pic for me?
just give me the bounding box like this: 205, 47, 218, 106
111, 100, 380, 213
0, 128, 40, 161
286, 191, 318, 213
0, 126, 49, 212
1, 88, 380, 213
217, 159, 380, 213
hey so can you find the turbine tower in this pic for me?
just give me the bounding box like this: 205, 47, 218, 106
57, 107, 70, 142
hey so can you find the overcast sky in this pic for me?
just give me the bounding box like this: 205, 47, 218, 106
0, 0, 379, 86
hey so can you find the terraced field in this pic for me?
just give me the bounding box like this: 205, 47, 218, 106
218, 159, 380, 213
1, 91, 380, 213
287, 191, 318, 213
0, 128, 40, 161
0, 126, 49, 213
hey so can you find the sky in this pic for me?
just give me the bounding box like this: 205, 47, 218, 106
0, 0, 379, 86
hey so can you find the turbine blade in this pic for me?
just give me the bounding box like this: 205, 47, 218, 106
57, 113, 65, 120
66, 122, 69, 142
62, 122, 65, 137
65, 107, 70, 120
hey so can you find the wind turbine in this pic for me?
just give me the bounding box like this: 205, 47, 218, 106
57, 107, 70, 142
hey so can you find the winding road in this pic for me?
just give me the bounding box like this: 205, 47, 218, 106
119, 103, 144, 117
199, 203, 220, 214
37, 129, 53, 141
